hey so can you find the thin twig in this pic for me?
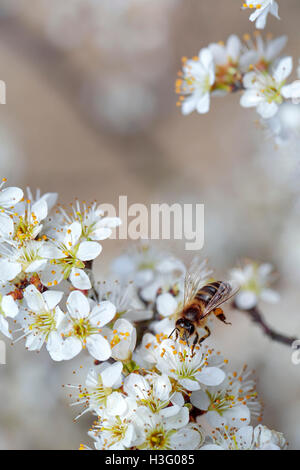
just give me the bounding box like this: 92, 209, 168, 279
233, 302, 298, 347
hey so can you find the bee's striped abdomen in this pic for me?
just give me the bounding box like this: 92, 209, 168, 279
195, 281, 222, 304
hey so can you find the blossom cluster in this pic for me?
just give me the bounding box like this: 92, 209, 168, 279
176, 27, 300, 142
75, 340, 282, 451
176, 32, 300, 120
73, 245, 284, 450
0, 180, 286, 450
0, 179, 123, 362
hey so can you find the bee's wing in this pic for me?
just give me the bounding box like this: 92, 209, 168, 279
202, 280, 240, 316
184, 258, 213, 306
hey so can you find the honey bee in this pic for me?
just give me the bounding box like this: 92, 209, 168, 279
172, 261, 239, 349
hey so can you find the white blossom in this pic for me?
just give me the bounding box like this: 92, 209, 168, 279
0, 240, 47, 281
155, 339, 226, 400
176, 48, 215, 115
68, 361, 124, 419
124, 372, 172, 412
89, 397, 138, 450
16, 284, 64, 356
191, 365, 261, 428
12, 196, 48, 243
230, 261, 279, 310
243, 1, 280, 30
58, 201, 121, 242
54, 290, 115, 361
40, 221, 102, 289
241, 57, 293, 119
133, 405, 201, 450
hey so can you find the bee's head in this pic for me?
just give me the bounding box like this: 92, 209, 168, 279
175, 318, 195, 340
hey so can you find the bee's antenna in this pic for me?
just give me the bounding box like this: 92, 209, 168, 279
168, 328, 177, 339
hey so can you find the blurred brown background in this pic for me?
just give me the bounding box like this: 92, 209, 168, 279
0, 0, 300, 449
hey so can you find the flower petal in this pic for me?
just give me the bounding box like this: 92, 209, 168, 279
181, 93, 199, 115
65, 221, 82, 247
98, 217, 122, 228
40, 192, 58, 211
254, 9, 269, 29
266, 36, 287, 62
77, 241, 102, 261
190, 390, 210, 411
282, 81, 300, 100
41, 264, 64, 288
156, 293, 178, 317
0, 315, 11, 338
257, 101, 278, 119
46, 331, 65, 361
100, 361, 123, 388
110, 319, 136, 361
24, 285, 45, 312
196, 367, 225, 386
91, 227, 112, 241
226, 35, 241, 62
260, 288, 280, 303
69, 268, 91, 289
2, 295, 18, 318
240, 90, 263, 108
124, 373, 150, 400
0, 187, 23, 207
224, 404, 251, 428
171, 391, 185, 407
67, 290, 90, 319
61, 336, 82, 360
43, 290, 63, 310
106, 392, 127, 416
196, 92, 210, 114
171, 425, 204, 450
25, 259, 47, 274
90, 301, 116, 327
163, 406, 189, 430
39, 243, 65, 259
235, 290, 257, 310
179, 378, 200, 391
0, 260, 21, 281
86, 334, 111, 361
273, 57, 293, 83
25, 332, 45, 351
31, 198, 48, 223
0, 213, 14, 237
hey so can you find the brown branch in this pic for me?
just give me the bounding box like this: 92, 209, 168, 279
234, 302, 298, 347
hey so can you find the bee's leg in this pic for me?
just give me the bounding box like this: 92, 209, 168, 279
213, 308, 231, 325
191, 332, 199, 355
198, 326, 211, 344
